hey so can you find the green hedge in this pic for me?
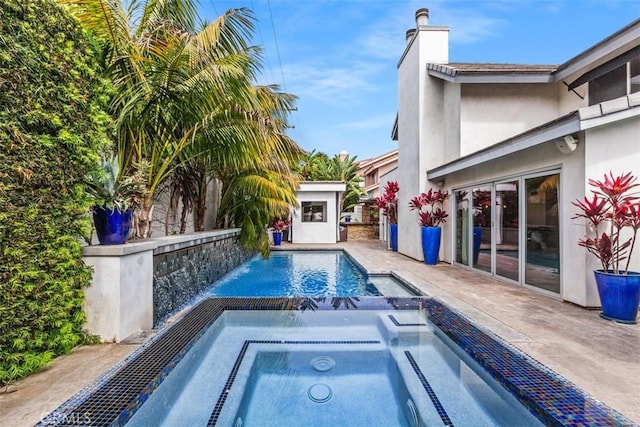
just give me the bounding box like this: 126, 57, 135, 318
0, 0, 109, 384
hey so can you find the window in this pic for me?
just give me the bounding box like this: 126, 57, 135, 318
588, 55, 640, 105
302, 202, 327, 222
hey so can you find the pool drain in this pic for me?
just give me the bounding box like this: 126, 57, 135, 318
310, 356, 336, 372
307, 383, 333, 403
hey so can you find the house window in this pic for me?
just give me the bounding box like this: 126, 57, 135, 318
588, 55, 640, 105
630, 57, 640, 94
302, 202, 327, 222
589, 64, 627, 105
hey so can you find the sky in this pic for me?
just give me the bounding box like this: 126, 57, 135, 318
199, 0, 640, 161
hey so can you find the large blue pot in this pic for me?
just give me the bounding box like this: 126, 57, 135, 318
421, 226, 441, 265
389, 223, 398, 252
594, 270, 640, 324
473, 226, 482, 265
93, 207, 133, 245
273, 231, 283, 246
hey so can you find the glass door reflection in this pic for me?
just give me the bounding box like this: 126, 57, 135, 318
525, 173, 560, 293
455, 190, 470, 266
495, 181, 519, 281
472, 185, 492, 273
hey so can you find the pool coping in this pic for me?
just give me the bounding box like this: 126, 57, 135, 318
38, 296, 635, 427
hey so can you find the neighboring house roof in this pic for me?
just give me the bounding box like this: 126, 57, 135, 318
357, 149, 398, 169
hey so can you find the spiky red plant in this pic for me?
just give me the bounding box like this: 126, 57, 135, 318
573, 171, 640, 273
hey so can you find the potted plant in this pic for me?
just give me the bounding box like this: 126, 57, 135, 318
85, 157, 146, 245
409, 188, 449, 265
375, 181, 399, 251
572, 171, 640, 323
271, 219, 291, 246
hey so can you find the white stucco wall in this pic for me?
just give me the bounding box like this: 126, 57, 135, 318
583, 116, 640, 302
83, 241, 155, 341
460, 84, 560, 156
397, 24, 450, 261
292, 182, 345, 244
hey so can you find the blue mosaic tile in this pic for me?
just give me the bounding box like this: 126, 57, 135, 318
405, 350, 454, 426
423, 298, 635, 427
38, 296, 637, 427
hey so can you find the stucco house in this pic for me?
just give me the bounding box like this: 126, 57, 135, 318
395, 8, 640, 307
291, 181, 346, 244
357, 149, 399, 199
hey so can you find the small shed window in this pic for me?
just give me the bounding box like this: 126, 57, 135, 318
302, 202, 327, 222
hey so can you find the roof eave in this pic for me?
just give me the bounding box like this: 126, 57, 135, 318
427, 68, 555, 84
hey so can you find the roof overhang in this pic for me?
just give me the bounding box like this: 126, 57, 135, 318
298, 181, 346, 192
427, 64, 555, 84
427, 112, 580, 180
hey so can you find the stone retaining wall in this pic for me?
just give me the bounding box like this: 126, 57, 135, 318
152, 230, 253, 325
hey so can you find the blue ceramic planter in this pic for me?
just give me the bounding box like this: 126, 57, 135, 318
389, 224, 398, 252
273, 231, 283, 246
421, 226, 441, 265
594, 270, 640, 324
93, 207, 133, 245
473, 226, 482, 265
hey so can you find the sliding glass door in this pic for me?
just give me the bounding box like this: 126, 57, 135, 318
495, 181, 519, 282
472, 185, 492, 273
524, 173, 560, 293
453, 172, 559, 294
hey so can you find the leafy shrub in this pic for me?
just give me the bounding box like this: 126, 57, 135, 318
0, 0, 109, 384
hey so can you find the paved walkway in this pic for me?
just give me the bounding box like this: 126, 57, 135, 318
1, 240, 638, 425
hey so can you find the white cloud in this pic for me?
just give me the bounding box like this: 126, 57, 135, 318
282, 62, 377, 105
338, 114, 395, 130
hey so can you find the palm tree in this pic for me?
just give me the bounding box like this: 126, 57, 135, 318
59, 0, 302, 244
297, 150, 365, 212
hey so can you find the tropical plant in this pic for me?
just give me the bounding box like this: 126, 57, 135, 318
1, 0, 107, 384
297, 150, 366, 212
375, 181, 399, 224
409, 188, 449, 227
59, 1, 302, 246
271, 219, 291, 232
84, 157, 147, 212
572, 171, 640, 274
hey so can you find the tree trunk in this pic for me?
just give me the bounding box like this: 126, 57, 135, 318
136, 195, 154, 238
195, 175, 208, 231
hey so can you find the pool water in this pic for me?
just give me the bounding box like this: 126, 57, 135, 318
204, 251, 380, 297
127, 307, 543, 427
236, 350, 416, 426
40, 297, 633, 427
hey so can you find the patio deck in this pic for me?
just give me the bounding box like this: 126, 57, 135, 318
1, 240, 638, 425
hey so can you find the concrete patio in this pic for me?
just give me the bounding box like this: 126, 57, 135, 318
1, 240, 638, 425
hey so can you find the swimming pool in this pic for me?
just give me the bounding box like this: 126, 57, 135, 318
204, 251, 379, 297
40, 297, 632, 426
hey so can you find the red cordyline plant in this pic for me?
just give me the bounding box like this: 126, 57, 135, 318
572, 171, 640, 274
272, 219, 291, 232
409, 188, 450, 227
375, 181, 399, 224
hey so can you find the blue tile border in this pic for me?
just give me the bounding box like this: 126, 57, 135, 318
405, 350, 455, 426
38, 296, 638, 427
423, 298, 636, 427
388, 314, 427, 327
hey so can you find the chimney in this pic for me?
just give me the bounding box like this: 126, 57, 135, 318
415, 8, 429, 26
405, 28, 416, 44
